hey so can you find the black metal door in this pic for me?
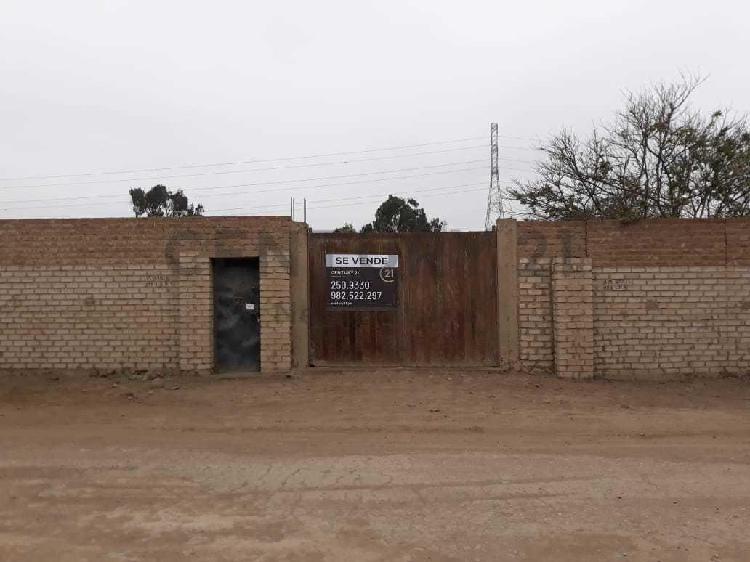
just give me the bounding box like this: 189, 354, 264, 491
213, 258, 260, 372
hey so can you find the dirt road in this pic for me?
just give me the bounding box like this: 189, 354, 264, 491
1, 369, 749, 561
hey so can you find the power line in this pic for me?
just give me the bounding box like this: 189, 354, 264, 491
0, 155, 541, 206
211, 182, 487, 214
0, 135, 487, 183
289, 185, 491, 215
0, 179, 489, 215
189, 159, 486, 194
0, 154, 536, 206
34, 183, 492, 221
0, 165, 490, 212
191, 170, 525, 209
37, 184, 489, 219
0, 159, 487, 204
0, 164, 540, 212
312, 186, 486, 209
0, 161, 538, 211
211, 185, 491, 216
497, 134, 543, 142
0, 144, 494, 191
2, 180, 520, 219
499, 144, 544, 152
0, 139, 543, 189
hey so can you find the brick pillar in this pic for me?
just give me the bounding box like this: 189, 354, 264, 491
290, 223, 310, 369
551, 258, 594, 379
259, 250, 292, 372
496, 219, 520, 365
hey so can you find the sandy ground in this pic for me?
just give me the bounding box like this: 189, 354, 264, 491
1, 369, 749, 562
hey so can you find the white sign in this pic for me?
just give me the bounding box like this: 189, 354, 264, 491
325, 254, 399, 268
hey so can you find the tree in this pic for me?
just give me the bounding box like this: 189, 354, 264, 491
333, 222, 356, 233
129, 184, 204, 218
360, 195, 445, 233
510, 75, 750, 220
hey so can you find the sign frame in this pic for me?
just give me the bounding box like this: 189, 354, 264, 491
325, 253, 399, 311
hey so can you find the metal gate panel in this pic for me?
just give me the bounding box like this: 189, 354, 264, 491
309, 232, 498, 366
213, 258, 261, 372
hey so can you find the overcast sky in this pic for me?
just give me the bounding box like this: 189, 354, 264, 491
1, 0, 748, 230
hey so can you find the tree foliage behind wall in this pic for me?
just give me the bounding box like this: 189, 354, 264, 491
510, 75, 750, 220
333, 222, 356, 233
129, 185, 204, 218
359, 195, 445, 233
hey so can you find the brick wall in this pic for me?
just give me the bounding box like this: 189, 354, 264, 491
594, 267, 750, 379
4, 215, 748, 379
0, 264, 178, 371
518, 221, 586, 259
515, 218, 750, 379
586, 220, 726, 266
0, 217, 294, 374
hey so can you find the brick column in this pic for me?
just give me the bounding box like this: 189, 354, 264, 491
496, 219, 520, 364
259, 250, 292, 372
551, 258, 594, 379
289, 223, 310, 369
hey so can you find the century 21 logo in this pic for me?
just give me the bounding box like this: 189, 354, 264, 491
379, 268, 395, 283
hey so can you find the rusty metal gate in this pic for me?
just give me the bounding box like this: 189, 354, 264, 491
309, 232, 498, 365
